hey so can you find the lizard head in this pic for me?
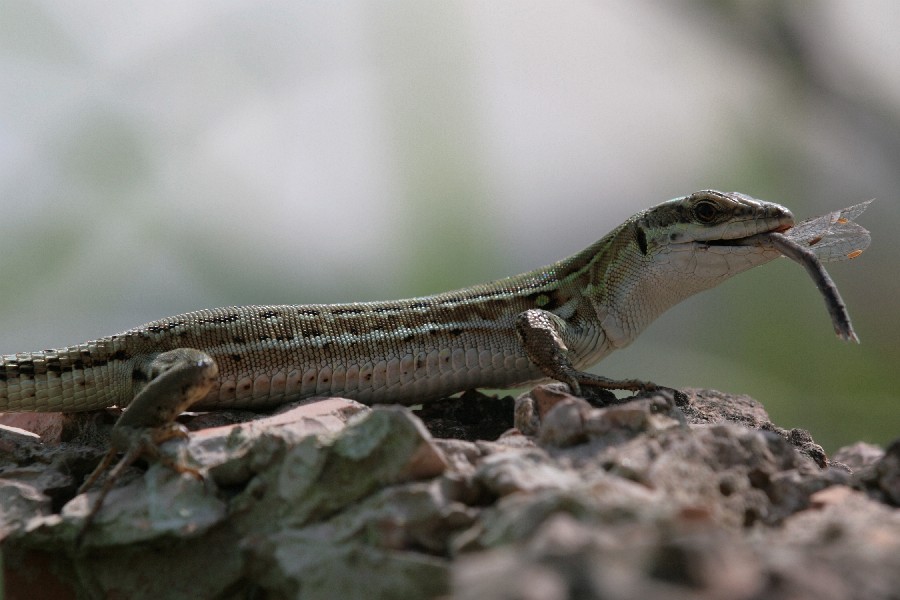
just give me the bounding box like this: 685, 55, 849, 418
627, 190, 795, 288
641, 190, 794, 247
589, 190, 796, 349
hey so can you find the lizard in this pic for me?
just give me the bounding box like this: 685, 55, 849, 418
1, 189, 869, 424
0, 190, 868, 508
1, 190, 806, 421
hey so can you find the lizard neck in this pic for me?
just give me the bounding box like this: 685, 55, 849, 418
581, 214, 782, 349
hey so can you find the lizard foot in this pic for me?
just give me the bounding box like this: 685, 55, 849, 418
75, 424, 205, 547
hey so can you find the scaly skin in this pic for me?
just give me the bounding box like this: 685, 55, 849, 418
0, 190, 792, 414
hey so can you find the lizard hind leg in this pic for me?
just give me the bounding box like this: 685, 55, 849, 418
75, 348, 218, 545
75, 442, 145, 547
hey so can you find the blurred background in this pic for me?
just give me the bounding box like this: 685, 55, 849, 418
1, 1, 897, 451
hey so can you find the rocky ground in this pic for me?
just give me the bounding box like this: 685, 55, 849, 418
0, 387, 897, 600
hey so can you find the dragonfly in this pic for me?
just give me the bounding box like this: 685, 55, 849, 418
736, 200, 873, 342
784, 200, 873, 262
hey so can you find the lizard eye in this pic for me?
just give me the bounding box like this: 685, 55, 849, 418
693, 200, 719, 224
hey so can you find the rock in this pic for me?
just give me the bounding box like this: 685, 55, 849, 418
876, 440, 900, 505
678, 388, 828, 466
538, 397, 591, 446
455, 512, 766, 600
852, 438, 900, 506
0, 414, 66, 444
832, 441, 884, 471
454, 482, 900, 600
473, 449, 582, 497
761, 487, 900, 600
0, 410, 115, 446
0, 389, 897, 599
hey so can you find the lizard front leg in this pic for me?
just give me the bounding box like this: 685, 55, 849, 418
514, 308, 665, 433
76, 348, 218, 545
515, 308, 658, 395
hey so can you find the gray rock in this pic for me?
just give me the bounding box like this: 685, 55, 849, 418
0, 390, 897, 599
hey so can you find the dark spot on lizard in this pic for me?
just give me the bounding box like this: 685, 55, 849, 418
332, 307, 364, 316
132, 367, 149, 383
298, 308, 320, 317
525, 291, 561, 311
403, 334, 415, 342
449, 328, 464, 336
232, 335, 246, 344
146, 321, 183, 333
415, 357, 424, 369
259, 310, 279, 319
258, 335, 270, 342
231, 354, 242, 362
408, 301, 429, 310
636, 224, 649, 256
16, 363, 34, 376
199, 314, 239, 325
109, 350, 130, 362
303, 328, 322, 338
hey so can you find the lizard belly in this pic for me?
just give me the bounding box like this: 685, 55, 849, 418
191, 330, 542, 409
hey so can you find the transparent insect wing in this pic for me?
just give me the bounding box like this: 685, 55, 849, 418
801, 222, 871, 262
835, 199, 874, 223
784, 200, 872, 262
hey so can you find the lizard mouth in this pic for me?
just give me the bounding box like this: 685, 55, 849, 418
705, 222, 793, 247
